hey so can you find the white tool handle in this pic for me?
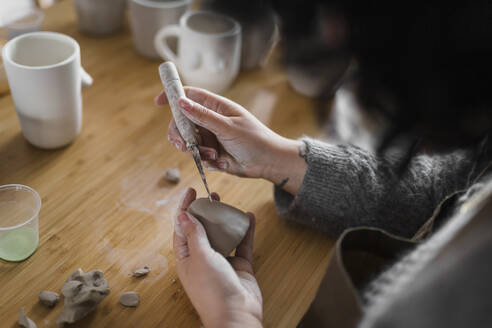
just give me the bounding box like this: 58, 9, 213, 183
158, 61, 197, 147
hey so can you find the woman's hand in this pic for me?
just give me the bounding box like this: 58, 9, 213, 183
155, 87, 306, 195
174, 188, 263, 328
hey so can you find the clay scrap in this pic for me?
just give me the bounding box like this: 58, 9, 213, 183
38, 290, 59, 308
188, 198, 250, 256
19, 307, 37, 328
57, 268, 110, 325
164, 168, 181, 184
119, 292, 139, 307
133, 266, 150, 277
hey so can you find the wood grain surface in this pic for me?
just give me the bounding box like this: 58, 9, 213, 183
0, 1, 334, 327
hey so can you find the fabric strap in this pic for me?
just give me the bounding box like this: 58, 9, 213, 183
298, 190, 466, 328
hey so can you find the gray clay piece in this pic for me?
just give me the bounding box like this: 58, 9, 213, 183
164, 168, 181, 184
38, 290, 59, 308
56, 268, 110, 325
188, 198, 250, 256
19, 307, 37, 328
133, 266, 150, 277
119, 292, 140, 307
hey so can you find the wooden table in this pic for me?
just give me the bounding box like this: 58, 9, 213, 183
0, 1, 334, 327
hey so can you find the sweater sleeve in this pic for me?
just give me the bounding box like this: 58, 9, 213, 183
274, 137, 478, 238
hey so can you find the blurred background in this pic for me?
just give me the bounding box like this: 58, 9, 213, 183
0, 0, 56, 26
0, 0, 353, 145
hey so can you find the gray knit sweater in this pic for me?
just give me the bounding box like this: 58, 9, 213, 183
274, 138, 492, 327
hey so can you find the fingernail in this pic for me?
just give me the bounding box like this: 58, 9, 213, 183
154, 95, 160, 104
179, 189, 190, 207
185, 212, 201, 225
204, 150, 217, 160
174, 216, 185, 237
174, 140, 183, 149
206, 166, 220, 171
169, 137, 183, 149
218, 160, 229, 170
178, 212, 190, 225
178, 97, 192, 111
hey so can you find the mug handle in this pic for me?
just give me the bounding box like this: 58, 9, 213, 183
154, 24, 181, 62
80, 67, 93, 88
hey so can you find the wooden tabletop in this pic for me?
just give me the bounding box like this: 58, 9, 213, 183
0, 1, 334, 327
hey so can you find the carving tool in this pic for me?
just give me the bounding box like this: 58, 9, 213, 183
158, 61, 212, 201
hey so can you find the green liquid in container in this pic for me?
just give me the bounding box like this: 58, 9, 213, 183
0, 227, 38, 261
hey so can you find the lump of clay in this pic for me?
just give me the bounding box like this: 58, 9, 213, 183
188, 198, 250, 256
39, 290, 59, 308
57, 269, 110, 325
164, 168, 180, 184
119, 292, 139, 307
19, 307, 37, 328
133, 266, 150, 277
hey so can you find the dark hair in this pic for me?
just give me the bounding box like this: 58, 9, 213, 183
210, 0, 492, 152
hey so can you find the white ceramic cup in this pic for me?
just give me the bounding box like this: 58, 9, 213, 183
129, 0, 191, 59
73, 0, 127, 36
154, 11, 241, 93
201, 2, 279, 70
2, 32, 93, 149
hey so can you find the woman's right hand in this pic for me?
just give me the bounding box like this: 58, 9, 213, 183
155, 87, 307, 194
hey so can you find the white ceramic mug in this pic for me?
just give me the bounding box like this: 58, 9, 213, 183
73, 0, 127, 36
201, 2, 279, 70
154, 11, 242, 93
2, 32, 92, 149
129, 0, 191, 59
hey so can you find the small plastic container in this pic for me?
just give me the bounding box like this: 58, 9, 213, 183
0, 184, 40, 262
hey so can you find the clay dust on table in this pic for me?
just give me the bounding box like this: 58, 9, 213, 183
95, 162, 184, 283
120, 164, 184, 218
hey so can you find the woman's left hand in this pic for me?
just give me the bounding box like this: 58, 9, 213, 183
173, 188, 263, 328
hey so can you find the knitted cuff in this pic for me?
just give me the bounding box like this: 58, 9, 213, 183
274, 137, 353, 236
